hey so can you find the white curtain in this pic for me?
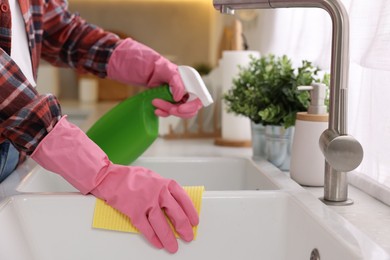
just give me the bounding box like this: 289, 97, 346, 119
244, 0, 390, 197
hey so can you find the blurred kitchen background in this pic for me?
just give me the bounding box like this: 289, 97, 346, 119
39, 0, 227, 100
38, 0, 332, 138
36, 0, 390, 191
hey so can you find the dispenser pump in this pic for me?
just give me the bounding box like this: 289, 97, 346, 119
291, 83, 329, 186
298, 83, 327, 114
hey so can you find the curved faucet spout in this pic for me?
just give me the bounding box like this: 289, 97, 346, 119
213, 0, 363, 205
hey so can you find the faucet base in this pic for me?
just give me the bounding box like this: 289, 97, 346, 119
319, 197, 354, 206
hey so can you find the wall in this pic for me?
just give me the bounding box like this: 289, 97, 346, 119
57, 0, 223, 99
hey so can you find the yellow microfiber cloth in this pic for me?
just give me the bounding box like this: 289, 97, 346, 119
92, 186, 204, 239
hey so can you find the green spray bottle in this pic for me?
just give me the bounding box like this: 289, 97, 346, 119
86, 66, 213, 165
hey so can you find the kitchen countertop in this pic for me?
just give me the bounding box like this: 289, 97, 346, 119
1, 100, 390, 255
306, 185, 390, 254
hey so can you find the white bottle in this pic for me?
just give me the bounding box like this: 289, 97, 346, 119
290, 83, 328, 186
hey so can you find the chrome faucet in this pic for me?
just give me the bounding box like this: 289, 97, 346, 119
214, 0, 364, 205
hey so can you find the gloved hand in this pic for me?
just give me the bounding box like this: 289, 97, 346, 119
31, 116, 199, 253
152, 98, 203, 119
107, 38, 202, 118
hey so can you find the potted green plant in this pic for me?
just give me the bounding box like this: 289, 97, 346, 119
223, 54, 329, 169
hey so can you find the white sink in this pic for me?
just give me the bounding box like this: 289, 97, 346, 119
0, 192, 387, 260
17, 157, 280, 193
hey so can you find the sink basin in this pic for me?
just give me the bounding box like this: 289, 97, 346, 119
17, 157, 280, 193
0, 192, 387, 260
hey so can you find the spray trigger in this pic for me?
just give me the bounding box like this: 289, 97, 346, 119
178, 66, 213, 107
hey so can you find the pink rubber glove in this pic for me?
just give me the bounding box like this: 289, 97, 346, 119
107, 38, 202, 118
152, 98, 203, 119
31, 116, 199, 253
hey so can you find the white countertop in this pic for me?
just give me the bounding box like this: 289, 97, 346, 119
306, 185, 390, 254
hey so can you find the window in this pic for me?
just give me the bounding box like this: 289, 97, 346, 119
245, 0, 390, 203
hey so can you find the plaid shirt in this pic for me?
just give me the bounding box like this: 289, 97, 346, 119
0, 0, 121, 155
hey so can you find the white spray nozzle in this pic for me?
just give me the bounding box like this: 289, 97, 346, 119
178, 66, 213, 107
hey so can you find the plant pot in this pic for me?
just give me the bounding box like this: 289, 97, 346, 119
265, 125, 294, 171
250, 122, 266, 160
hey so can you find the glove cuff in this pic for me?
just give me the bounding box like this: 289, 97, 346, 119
31, 116, 111, 194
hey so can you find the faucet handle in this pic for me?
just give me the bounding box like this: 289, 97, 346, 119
319, 129, 364, 172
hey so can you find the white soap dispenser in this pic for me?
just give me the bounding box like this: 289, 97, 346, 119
290, 83, 328, 186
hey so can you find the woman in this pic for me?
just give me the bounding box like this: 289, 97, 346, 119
0, 0, 202, 253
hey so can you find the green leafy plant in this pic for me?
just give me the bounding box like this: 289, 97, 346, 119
223, 54, 329, 128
